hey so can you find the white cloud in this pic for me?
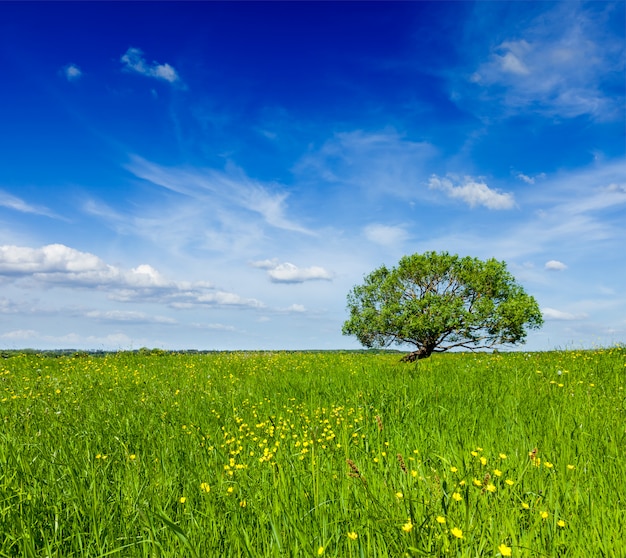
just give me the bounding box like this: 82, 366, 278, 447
469, 3, 624, 120
250, 258, 280, 270
121, 47, 181, 84
294, 129, 437, 201
428, 175, 515, 209
545, 260, 567, 271
0, 330, 137, 349
0, 329, 38, 340
84, 310, 177, 324
0, 190, 58, 217
542, 307, 588, 321
363, 224, 409, 246
267, 262, 334, 284
0, 244, 263, 309
251, 259, 333, 283
126, 156, 312, 235
63, 64, 82, 81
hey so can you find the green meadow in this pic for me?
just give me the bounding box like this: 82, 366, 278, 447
1, 349, 624, 557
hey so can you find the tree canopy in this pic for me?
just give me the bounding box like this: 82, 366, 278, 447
342, 251, 544, 361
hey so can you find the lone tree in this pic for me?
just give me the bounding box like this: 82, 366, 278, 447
342, 251, 543, 361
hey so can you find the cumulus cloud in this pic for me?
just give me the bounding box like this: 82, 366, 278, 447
0, 244, 263, 309
63, 64, 82, 81
542, 307, 588, 321
251, 259, 333, 283
428, 175, 515, 209
363, 224, 409, 246
121, 47, 181, 84
545, 260, 567, 271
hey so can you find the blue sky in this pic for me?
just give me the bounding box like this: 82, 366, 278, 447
0, 1, 624, 351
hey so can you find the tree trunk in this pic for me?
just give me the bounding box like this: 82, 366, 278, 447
400, 346, 432, 362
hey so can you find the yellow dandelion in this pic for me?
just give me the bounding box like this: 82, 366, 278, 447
347, 531, 358, 540
493, 469, 503, 477
200, 482, 210, 493
317, 546, 324, 555
227, 486, 234, 494
395, 491, 404, 499
239, 500, 246, 507
540, 511, 548, 519
505, 479, 514, 486
498, 543, 512, 556
521, 502, 530, 510
179, 496, 187, 504
480, 456, 487, 466
471, 451, 478, 457
450, 527, 463, 539
129, 454, 137, 461
402, 519, 414, 533
486, 483, 496, 493
436, 516, 446, 524
567, 464, 575, 470
450, 466, 458, 473
452, 492, 463, 502
557, 519, 566, 528
499, 453, 507, 459
473, 478, 483, 487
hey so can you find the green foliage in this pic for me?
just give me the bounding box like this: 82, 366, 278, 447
343, 251, 543, 359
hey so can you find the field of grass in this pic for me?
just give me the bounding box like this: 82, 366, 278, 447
0, 348, 624, 557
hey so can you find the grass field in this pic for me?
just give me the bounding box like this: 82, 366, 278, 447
1, 348, 624, 557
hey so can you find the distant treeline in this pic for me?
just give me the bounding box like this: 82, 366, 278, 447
1, 347, 404, 359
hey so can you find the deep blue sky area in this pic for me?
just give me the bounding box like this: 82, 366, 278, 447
0, 1, 624, 351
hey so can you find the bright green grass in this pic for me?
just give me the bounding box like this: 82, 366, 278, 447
0, 348, 624, 557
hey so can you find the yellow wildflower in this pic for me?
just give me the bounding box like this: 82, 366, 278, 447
505, 479, 514, 486
450, 527, 463, 539
540, 511, 548, 519
493, 469, 502, 477
521, 502, 530, 510
450, 466, 458, 473
499, 453, 507, 459
179, 496, 187, 504
395, 491, 404, 499
480, 456, 487, 466
557, 519, 566, 528
317, 546, 324, 555
347, 531, 358, 540
402, 519, 413, 533
436, 516, 446, 524
486, 483, 496, 493
498, 543, 512, 556
452, 492, 463, 502
200, 482, 210, 493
